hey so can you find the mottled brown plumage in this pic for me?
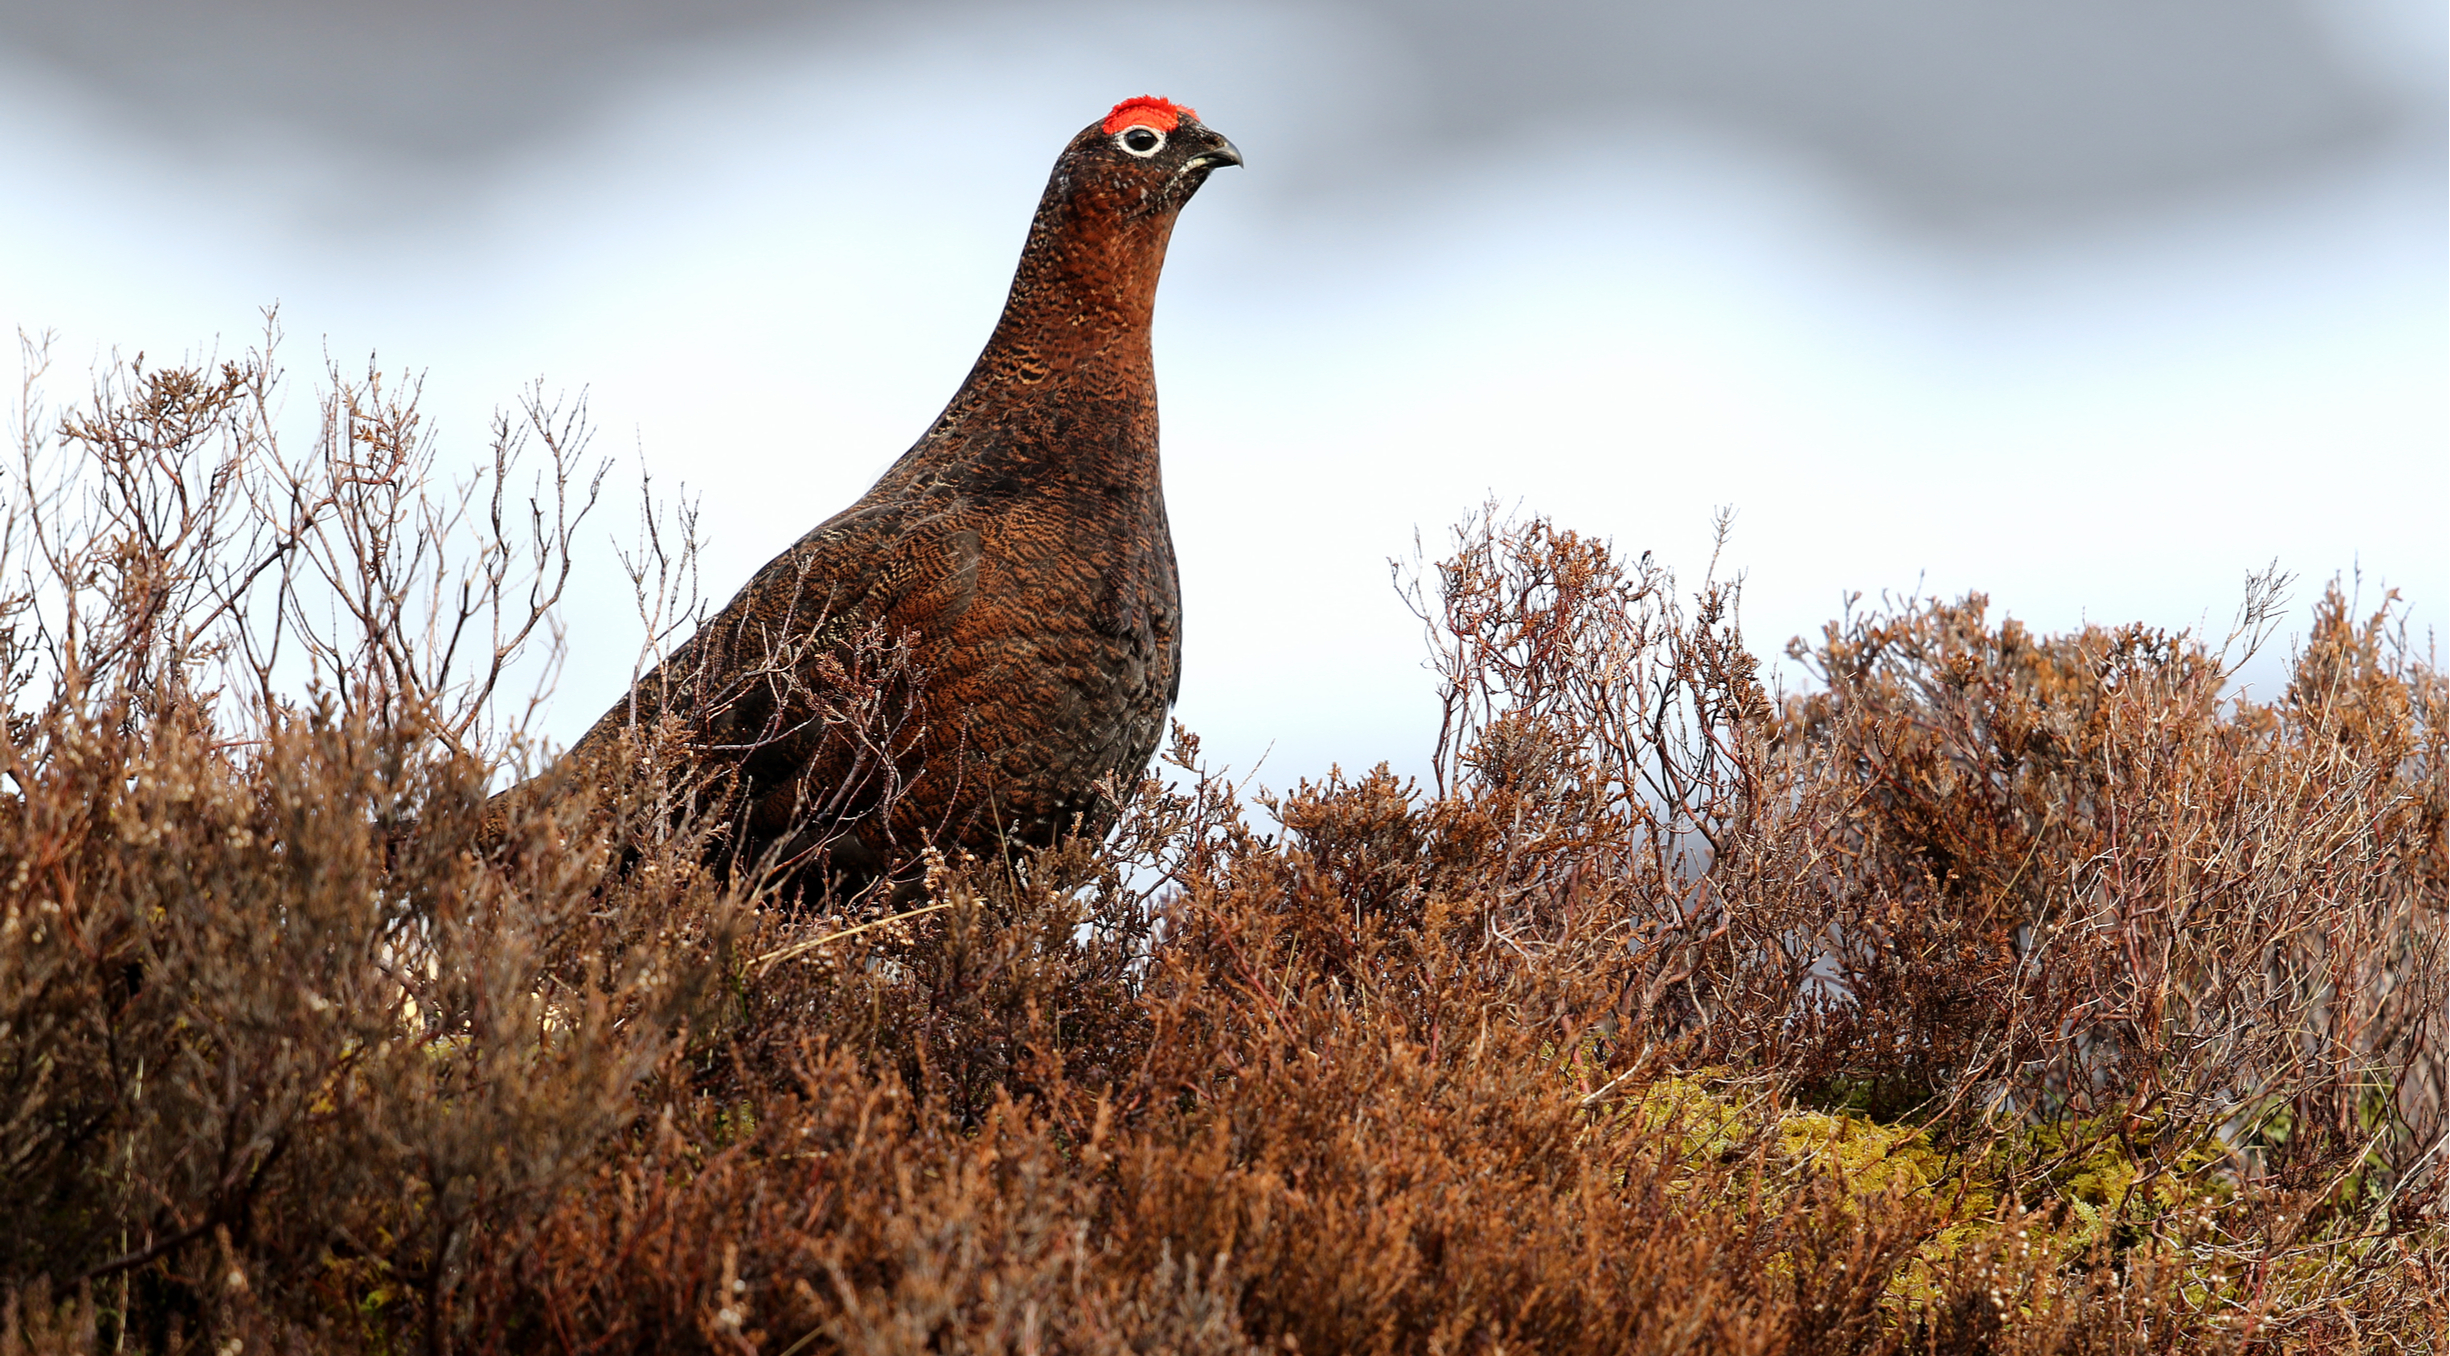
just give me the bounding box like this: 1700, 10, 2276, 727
496, 99, 1240, 895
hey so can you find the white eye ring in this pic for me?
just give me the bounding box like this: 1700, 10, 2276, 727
1115, 125, 1165, 157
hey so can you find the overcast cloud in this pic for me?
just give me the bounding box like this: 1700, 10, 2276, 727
2, 0, 2438, 220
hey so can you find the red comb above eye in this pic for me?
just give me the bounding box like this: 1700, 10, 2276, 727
1103, 96, 1195, 134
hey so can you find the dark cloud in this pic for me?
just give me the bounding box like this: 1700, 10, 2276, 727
0, 0, 2430, 225
0, 0, 826, 159
1356, 0, 2421, 221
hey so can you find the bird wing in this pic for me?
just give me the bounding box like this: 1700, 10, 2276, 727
555, 508, 981, 769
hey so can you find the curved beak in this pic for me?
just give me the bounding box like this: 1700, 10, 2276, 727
1186, 135, 1244, 171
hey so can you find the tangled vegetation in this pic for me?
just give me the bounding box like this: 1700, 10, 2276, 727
2, 334, 2441, 1353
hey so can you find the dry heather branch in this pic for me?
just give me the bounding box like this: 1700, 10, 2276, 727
0, 331, 746, 1356
2, 345, 2441, 1355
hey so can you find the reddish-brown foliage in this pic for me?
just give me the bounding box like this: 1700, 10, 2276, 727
2, 342, 2440, 1354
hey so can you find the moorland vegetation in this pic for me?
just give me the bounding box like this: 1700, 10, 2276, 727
1, 336, 2441, 1354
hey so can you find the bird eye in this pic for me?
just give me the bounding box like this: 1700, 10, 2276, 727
1117, 126, 1164, 157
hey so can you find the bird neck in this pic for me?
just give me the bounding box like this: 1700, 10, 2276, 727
900, 193, 1179, 500
984, 194, 1178, 384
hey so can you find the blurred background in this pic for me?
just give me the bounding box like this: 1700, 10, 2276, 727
1, 0, 2441, 789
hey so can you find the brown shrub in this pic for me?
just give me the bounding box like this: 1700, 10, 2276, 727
1, 341, 2439, 1353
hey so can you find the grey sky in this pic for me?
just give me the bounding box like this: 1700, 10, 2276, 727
1, 0, 2436, 227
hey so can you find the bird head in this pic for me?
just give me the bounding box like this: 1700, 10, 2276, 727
1060, 96, 1243, 221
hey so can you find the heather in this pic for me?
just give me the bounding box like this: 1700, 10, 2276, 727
2, 341, 2441, 1354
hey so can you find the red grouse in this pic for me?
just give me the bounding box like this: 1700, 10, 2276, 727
496, 96, 1239, 895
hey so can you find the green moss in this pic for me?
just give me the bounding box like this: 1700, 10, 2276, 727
1601, 1068, 2342, 1321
